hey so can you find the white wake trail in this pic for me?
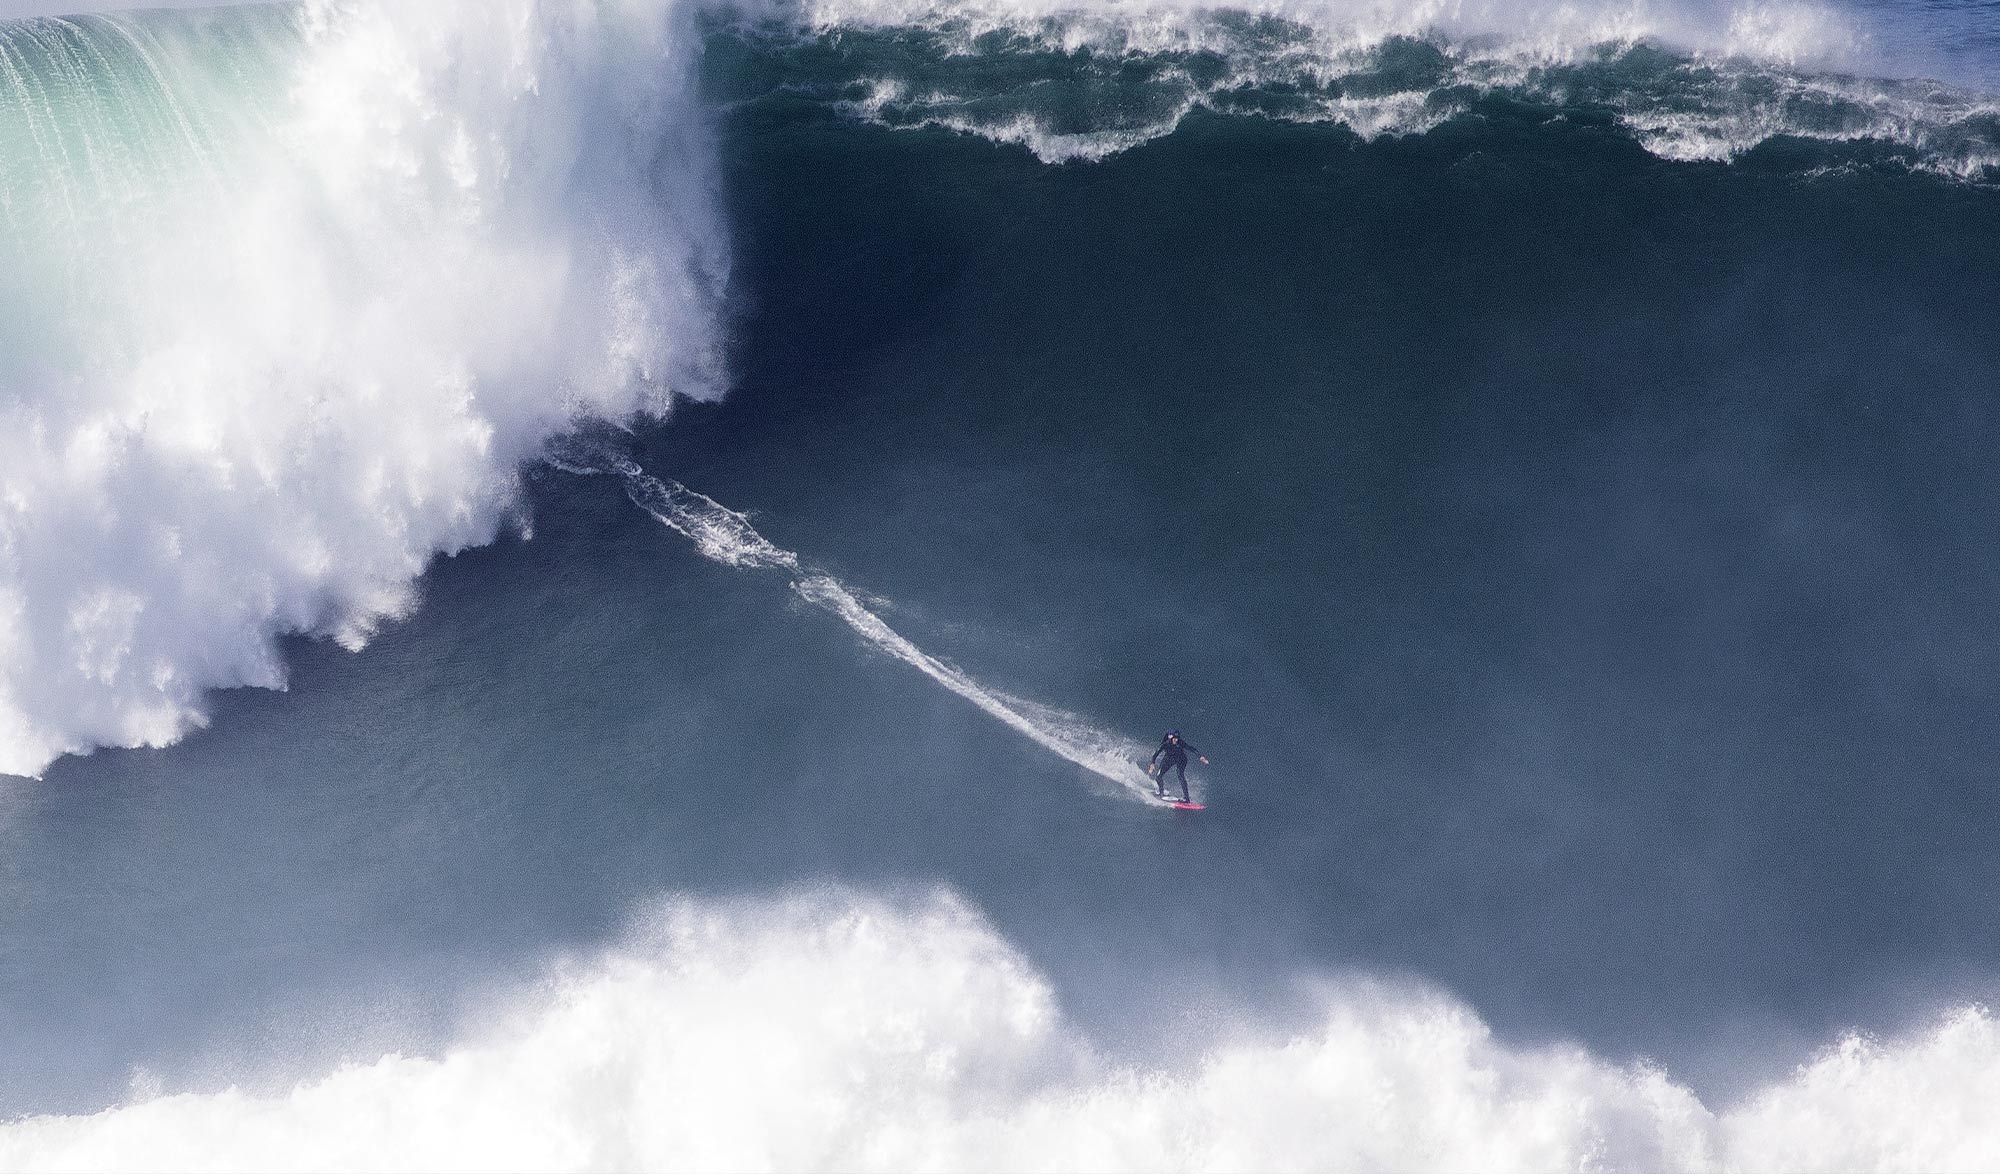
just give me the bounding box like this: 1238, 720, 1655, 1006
603, 454, 1161, 801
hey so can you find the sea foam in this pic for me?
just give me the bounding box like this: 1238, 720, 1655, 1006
2, 888, 1997, 1173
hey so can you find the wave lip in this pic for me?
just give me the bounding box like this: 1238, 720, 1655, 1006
718, 2, 1999, 177
6, 887, 2000, 1172
0, 0, 726, 778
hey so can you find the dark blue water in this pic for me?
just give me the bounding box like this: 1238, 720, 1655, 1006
6, 5, 2000, 1126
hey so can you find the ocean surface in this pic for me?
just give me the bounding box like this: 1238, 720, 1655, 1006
3, 0, 2000, 1168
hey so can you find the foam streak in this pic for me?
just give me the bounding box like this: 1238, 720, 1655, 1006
604, 455, 1161, 800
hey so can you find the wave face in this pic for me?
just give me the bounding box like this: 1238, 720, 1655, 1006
4, 889, 2000, 1172
0, 1, 725, 777
2, 0, 1995, 778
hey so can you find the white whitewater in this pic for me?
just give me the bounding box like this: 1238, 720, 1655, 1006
7, 888, 2000, 1172
599, 453, 1163, 802
0, 0, 728, 779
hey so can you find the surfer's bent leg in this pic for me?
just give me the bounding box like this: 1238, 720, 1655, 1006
1174, 760, 1189, 802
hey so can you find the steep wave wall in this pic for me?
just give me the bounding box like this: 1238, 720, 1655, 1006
0, 1, 726, 776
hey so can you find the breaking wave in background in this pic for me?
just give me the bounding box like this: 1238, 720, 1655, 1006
4, 889, 2000, 1172
719, 0, 2000, 171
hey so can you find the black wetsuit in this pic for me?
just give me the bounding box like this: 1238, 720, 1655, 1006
1150, 735, 1201, 801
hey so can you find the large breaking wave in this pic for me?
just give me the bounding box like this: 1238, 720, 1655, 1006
2, 0, 1995, 777
0, 1, 725, 777
4, 888, 1999, 1172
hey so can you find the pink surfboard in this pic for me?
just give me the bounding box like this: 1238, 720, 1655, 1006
1168, 801, 1205, 810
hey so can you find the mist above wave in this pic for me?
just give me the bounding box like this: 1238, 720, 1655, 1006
3, 887, 1996, 1172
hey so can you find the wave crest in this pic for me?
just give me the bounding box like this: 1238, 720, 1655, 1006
714, 3, 1998, 175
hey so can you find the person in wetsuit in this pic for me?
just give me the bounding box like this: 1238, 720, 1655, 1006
1149, 730, 1208, 802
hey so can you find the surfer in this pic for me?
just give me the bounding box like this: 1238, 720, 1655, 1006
1149, 730, 1208, 802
